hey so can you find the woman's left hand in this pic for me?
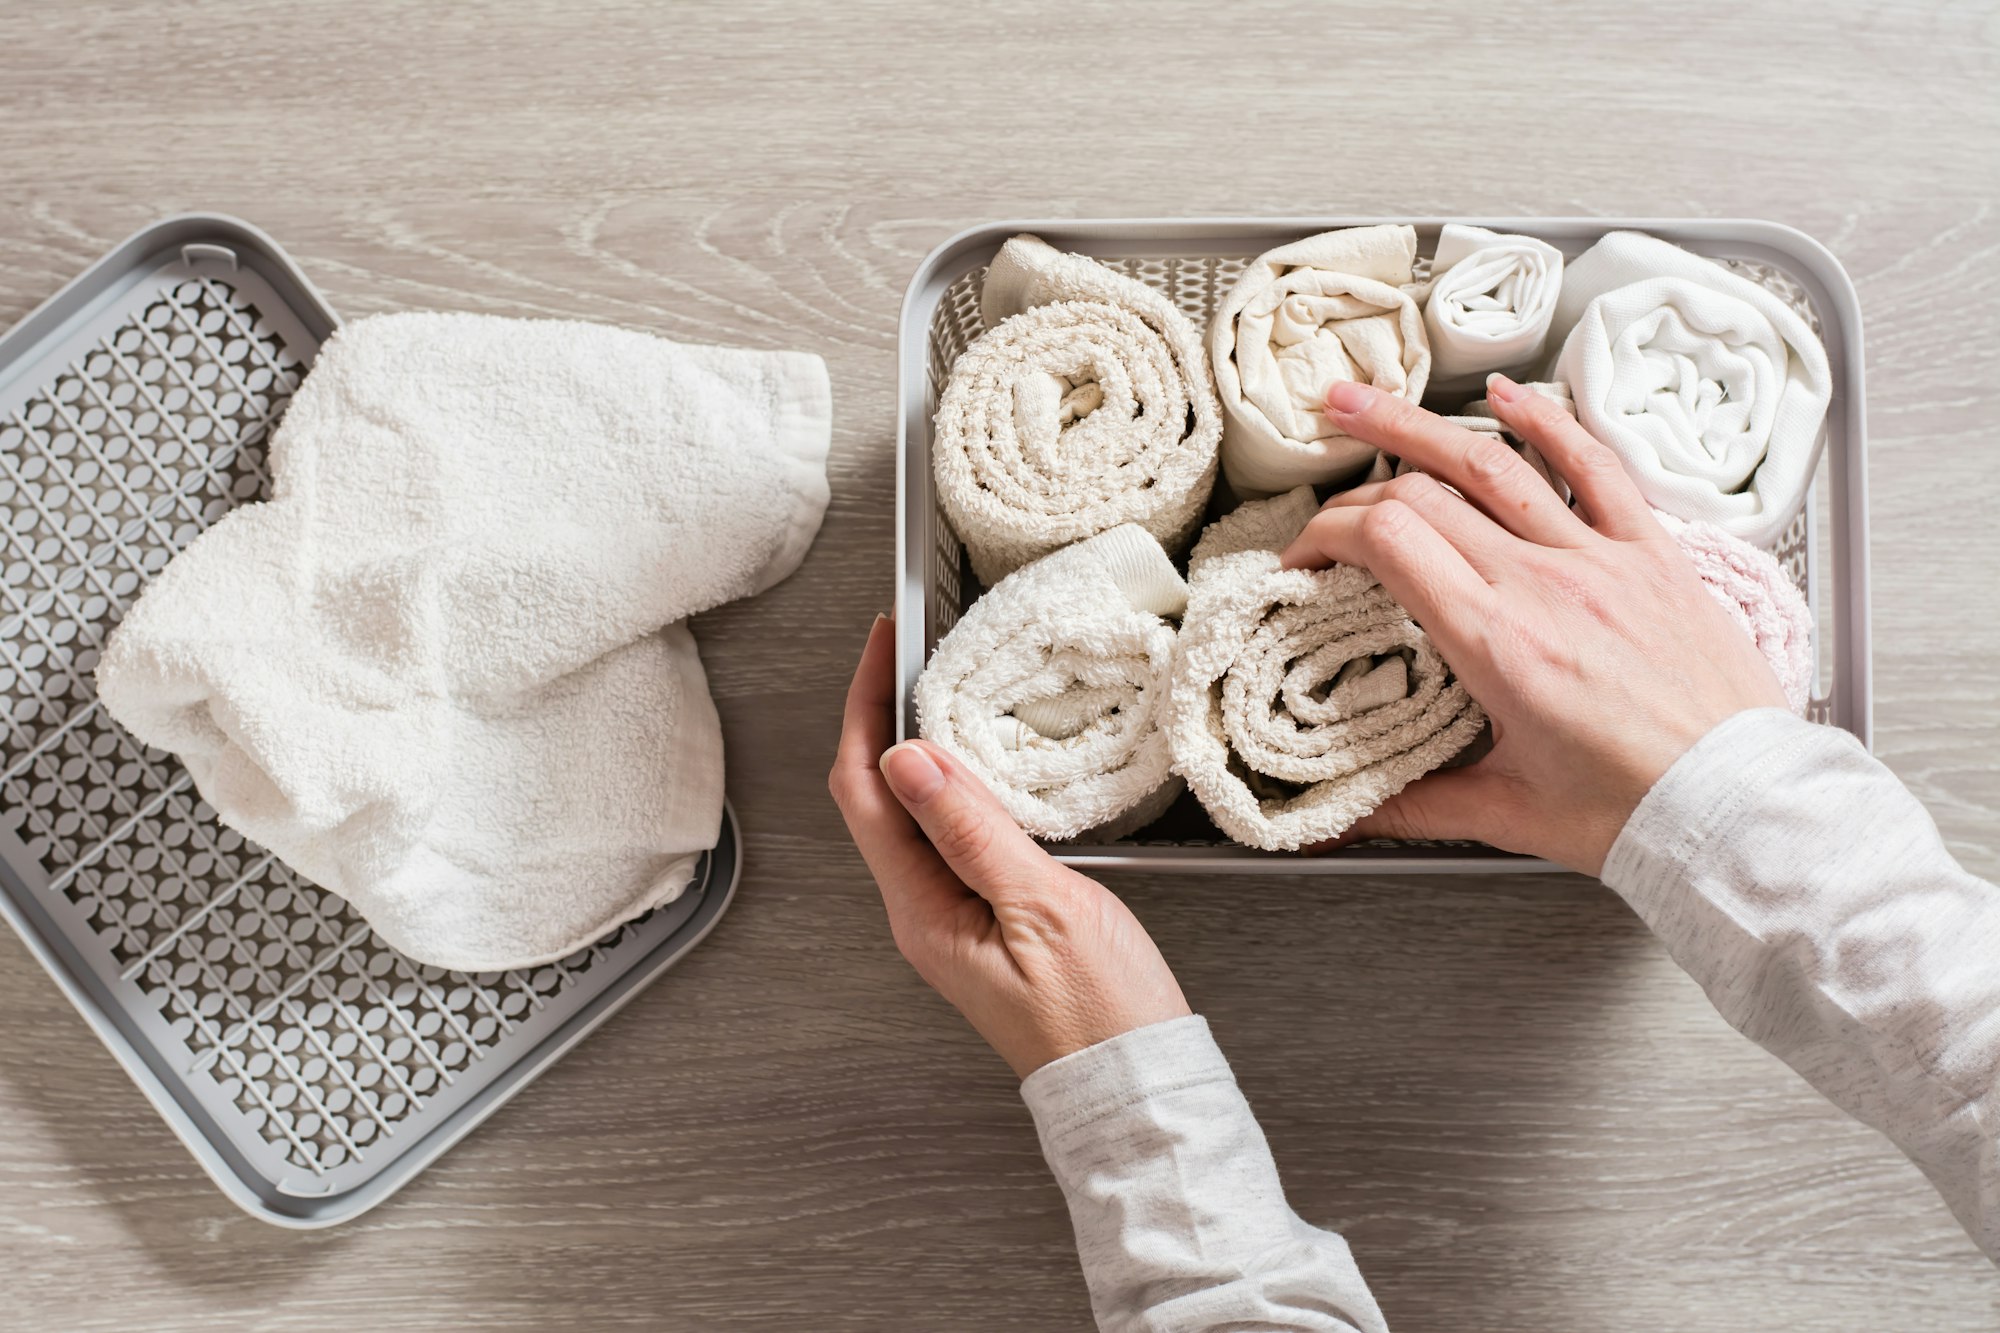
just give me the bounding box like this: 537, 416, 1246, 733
829, 615, 1190, 1078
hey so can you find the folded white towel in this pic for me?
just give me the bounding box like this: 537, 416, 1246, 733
95, 312, 832, 971
1209, 225, 1430, 498
917, 525, 1189, 841
933, 235, 1220, 586
1421, 224, 1564, 398
1169, 488, 1485, 850
1551, 230, 1832, 548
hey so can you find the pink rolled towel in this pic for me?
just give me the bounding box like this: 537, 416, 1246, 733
1661, 514, 1815, 714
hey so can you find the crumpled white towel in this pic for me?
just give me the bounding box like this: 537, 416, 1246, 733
1209, 224, 1430, 498
1422, 224, 1564, 398
1551, 230, 1832, 548
917, 525, 1188, 840
1169, 488, 1485, 850
95, 312, 832, 972
933, 235, 1220, 586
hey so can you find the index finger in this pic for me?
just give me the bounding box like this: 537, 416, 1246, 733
1322, 380, 1585, 548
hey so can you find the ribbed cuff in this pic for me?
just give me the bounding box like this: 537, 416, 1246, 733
1020, 1014, 1232, 1144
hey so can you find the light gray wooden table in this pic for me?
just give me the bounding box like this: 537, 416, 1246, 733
1, 2, 1994, 1328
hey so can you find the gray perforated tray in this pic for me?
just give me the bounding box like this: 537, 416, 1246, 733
897, 218, 1871, 871
0, 215, 742, 1227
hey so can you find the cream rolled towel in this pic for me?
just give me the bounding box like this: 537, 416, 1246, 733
1422, 224, 1564, 398
932, 234, 1220, 586
1551, 230, 1832, 548
917, 525, 1189, 841
1170, 488, 1485, 850
1209, 224, 1430, 498
95, 312, 832, 972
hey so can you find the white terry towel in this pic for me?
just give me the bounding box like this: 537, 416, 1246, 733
1421, 224, 1564, 398
1209, 224, 1430, 498
933, 235, 1220, 586
917, 525, 1188, 841
1551, 230, 1832, 548
1169, 488, 1485, 850
95, 312, 832, 972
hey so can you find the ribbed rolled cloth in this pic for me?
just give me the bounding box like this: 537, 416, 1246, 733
95, 312, 831, 971
1551, 230, 1832, 548
1210, 225, 1430, 498
1169, 488, 1485, 850
933, 235, 1220, 586
917, 525, 1190, 840
1422, 224, 1564, 398
1659, 514, 1815, 713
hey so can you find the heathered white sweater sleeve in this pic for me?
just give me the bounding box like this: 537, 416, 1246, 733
1020, 1015, 1388, 1333
1020, 710, 1998, 1332
1601, 707, 2000, 1258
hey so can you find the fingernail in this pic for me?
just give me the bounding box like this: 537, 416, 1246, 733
880, 742, 944, 805
1485, 372, 1526, 404
1324, 380, 1373, 415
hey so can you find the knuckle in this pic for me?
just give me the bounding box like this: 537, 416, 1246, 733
926, 796, 997, 868
1386, 471, 1442, 506
1460, 438, 1518, 488
1361, 498, 1416, 547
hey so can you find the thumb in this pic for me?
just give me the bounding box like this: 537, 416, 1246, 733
879, 740, 1053, 898
1348, 761, 1527, 849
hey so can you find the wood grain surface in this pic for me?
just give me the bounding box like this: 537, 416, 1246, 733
1, 1, 1996, 1328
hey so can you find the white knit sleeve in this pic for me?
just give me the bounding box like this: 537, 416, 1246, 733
1603, 708, 2000, 1259
1020, 1016, 1389, 1333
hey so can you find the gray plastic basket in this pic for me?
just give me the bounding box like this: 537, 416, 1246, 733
896, 218, 1870, 872
0, 215, 743, 1227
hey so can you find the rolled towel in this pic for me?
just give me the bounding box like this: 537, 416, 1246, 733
1660, 514, 1815, 713
1421, 224, 1564, 398
96, 312, 831, 971
1169, 488, 1485, 850
933, 234, 1220, 586
1210, 224, 1430, 497
917, 525, 1189, 840
1551, 230, 1832, 548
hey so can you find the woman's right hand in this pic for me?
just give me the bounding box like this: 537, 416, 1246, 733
1282, 375, 1791, 876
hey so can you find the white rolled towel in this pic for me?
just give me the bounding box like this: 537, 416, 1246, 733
1210, 224, 1430, 498
1551, 230, 1832, 548
96, 312, 831, 971
933, 235, 1220, 586
917, 525, 1189, 841
1422, 224, 1564, 398
1169, 488, 1485, 850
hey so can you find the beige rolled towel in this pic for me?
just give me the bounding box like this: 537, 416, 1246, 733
1169, 488, 1485, 850
917, 525, 1190, 841
933, 235, 1220, 586
1209, 224, 1430, 498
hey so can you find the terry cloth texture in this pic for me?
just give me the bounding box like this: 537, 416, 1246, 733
917, 525, 1189, 841
1209, 225, 1431, 498
1421, 224, 1565, 399
1551, 230, 1832, 548
933, 234, 1220, 587
1169, 488, 1485, 850
95, 312, 832, 971
1658, 514, 1816, 713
